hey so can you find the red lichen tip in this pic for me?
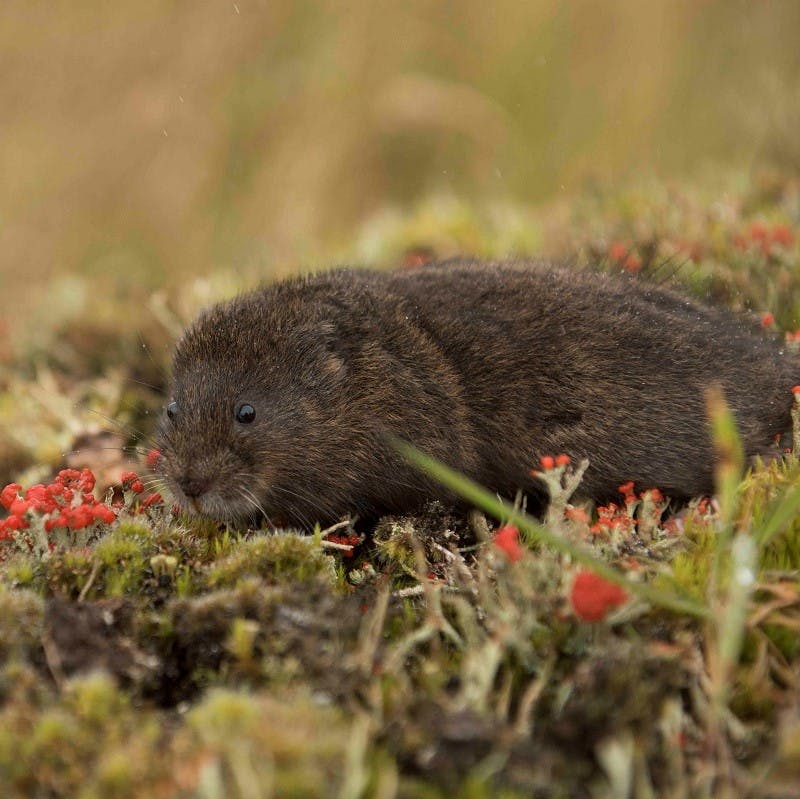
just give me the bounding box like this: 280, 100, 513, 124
326, 534, 360, 558
91, 504, 117, 524
623, 253, 642, 274
145, 449, 162, 470
772, 224, 794, 247
792, 385, 800, 395
554, 453, 571, 467
0, 483, 21, 511
493, 524, 523, 563
140, 492, 163, 509
609, 242, 627, 262
2, 515, 27, 532
570, 570, 628, 622
9, 499, 31, 517
761, 312, 775, 328
539, 455, 555, 470
564, 506, 590, 524
120, 472, 144, 494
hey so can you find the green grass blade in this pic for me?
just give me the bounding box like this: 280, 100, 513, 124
756, 483, 800, 547
706, 385, 745, 535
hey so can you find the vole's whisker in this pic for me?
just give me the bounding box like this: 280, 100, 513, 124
136, 330, 171, 383
652, 254, 690, 286
140, 476, 167, 493
124, 375, 164, 392
61, 446, 131, 457
270, 484, 335, 530
237, 486, 272, 528
83, 408, 159, 448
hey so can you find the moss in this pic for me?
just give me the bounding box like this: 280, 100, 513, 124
92, 526, 150, 597
182, 517, 238, 559
39, 522, 156, 600
112, 520, 157, 539
184, 688, 359, 798
45, 548, 95, 598
0, 553, 40, 591
87, 750, 139, 799
174, 565, 195, 596
226, 616, 261, 671
373, 518, 424, 576
0, 587, 44, 661
737, 456, 800, 572
658, 517, 716, 602
209, 527, 238, 560
396, 777, 449, 798
0, 672, 170, 799
760, 522, 800, 572
149, 524, 209, 562
204, 532, 336, 589
64, 671, 131, 725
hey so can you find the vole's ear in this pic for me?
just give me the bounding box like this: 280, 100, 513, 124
320, 323, 349, 381
322, 352, 347, 379
295, 321, 350, 384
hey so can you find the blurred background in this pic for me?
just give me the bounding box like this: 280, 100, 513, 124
1, 0, 800, 484
1, 0, 800, 328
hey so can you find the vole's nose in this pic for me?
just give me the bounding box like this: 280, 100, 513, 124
179, 474, 212, 498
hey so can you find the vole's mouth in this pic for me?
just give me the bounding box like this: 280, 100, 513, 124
172, 487, 264, 526
162, 479, 238, 522
160, 466, 272, 526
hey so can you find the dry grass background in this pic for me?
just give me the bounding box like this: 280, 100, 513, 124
2, 1, 799, 318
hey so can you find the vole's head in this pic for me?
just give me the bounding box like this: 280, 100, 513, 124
156, 287, 350, 525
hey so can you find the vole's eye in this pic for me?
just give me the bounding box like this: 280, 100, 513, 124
236, 403, 256, 424
166, 401, 178, 420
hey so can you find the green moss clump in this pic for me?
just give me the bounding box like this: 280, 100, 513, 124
0, 587, 44, 662
63, 671, 130, 725
204, 533, 335, 589
372, 518, 419, 576
0, 672, 169, 799
184, 688, 361, 798
760, 519, 800, 573
39, 522, 156, 600
0, 553, 40, 591
45, 548, 94, 598
658, 517, 716, 602
728, 666, 777, 721
738, 456, 800, 572
91, 524, 153, 597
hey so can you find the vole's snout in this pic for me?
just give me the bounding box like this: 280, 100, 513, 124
178, 473, 213, 499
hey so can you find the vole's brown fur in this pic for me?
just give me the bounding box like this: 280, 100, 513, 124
157, 260, 798, 527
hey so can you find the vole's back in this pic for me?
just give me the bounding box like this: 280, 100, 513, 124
387, 261, 796, 501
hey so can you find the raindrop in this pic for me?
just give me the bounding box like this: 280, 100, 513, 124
735, 566, 754, 587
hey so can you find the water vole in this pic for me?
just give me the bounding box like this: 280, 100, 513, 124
156, 260, 798, 527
